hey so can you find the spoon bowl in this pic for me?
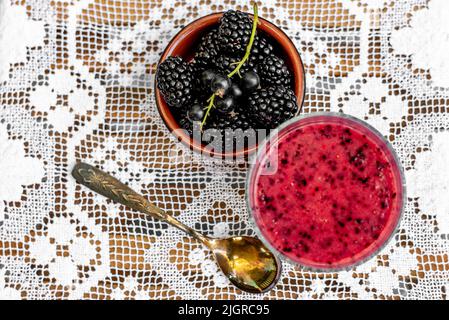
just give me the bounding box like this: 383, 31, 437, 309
208, 236, 281, 293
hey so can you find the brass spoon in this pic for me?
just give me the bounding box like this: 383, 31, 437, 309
72, 162, 281, 293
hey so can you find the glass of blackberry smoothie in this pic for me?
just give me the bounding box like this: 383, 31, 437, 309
247, 113, 406, 271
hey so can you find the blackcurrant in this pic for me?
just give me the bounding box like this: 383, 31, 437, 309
240, 70, 260, 93
187, 103, 204, 122
215, 96, 235, 113
229, 84, 243, 100
200, 69, 216, 89
211, 74, 231, 97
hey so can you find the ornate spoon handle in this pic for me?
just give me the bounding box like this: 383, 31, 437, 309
71, 162, 209, 244
72, 162, 167, 220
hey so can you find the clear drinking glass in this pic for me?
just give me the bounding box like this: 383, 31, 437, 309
246, 112, 406, 271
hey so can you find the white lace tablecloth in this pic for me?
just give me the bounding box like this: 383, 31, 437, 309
0, 0, 448, 300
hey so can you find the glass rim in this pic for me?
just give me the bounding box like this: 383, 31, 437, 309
245, 111, 407, 272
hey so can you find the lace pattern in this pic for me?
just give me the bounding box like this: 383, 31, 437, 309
0, 0, 448, 299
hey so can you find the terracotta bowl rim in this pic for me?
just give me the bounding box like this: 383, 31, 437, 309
154, 12, 306, 158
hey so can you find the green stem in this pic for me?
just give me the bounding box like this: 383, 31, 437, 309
201, 94, 215, 129
227, 3, 259, 78
200, 3, 259, 129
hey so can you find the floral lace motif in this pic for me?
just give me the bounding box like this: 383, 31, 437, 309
0, 124, 44, 226
0, 1, 45, 82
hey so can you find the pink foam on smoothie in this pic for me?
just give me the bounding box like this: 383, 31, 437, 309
249, 116, 403, 269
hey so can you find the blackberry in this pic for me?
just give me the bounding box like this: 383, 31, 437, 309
191, 68, 216, 101
218, 10, 253, 54
178, 113, 203, 137
229, 112, 256, 131
214, 37, 271, 75
214, 54, 256, 75
207, 111, 256, 153
156, 57, 194, 108
194, 29, 221, 71
178, 116, 193, 136
258, 55, 291, 87
247, 86, 298, 128
213, 55, 235, 75
249, 35, 273, 65
211, 111, 255, 131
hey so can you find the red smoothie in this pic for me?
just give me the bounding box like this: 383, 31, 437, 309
248, 114, 404, 270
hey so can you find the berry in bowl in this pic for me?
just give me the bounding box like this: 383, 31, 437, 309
155, 5, 305, 158
247, 113, 406, 271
